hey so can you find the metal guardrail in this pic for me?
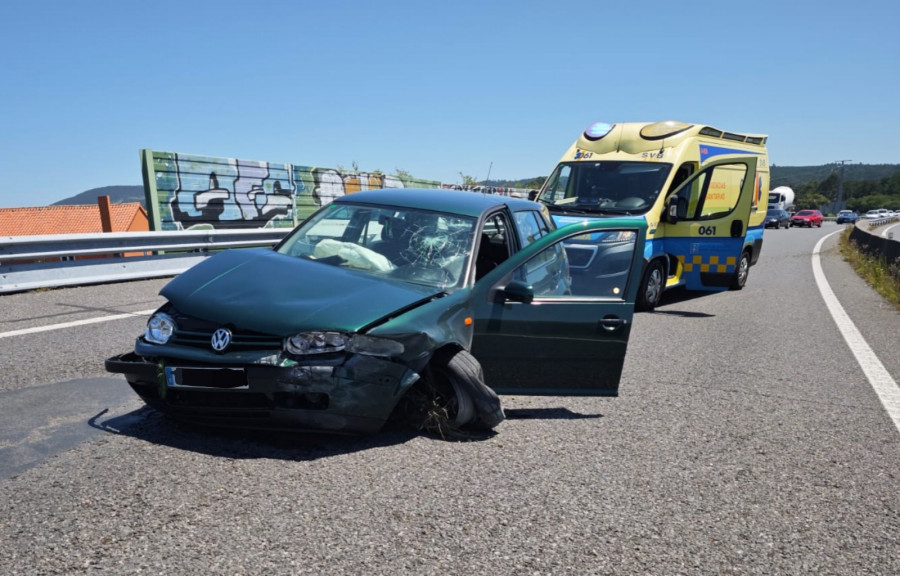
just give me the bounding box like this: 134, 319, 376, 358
0, 229, 289, 294
850, 218, 900, 265
865, 215, 899, 229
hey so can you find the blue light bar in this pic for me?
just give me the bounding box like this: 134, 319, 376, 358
583, 122, 614, 141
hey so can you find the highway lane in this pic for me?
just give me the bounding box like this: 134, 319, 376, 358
1, 224, 899, 575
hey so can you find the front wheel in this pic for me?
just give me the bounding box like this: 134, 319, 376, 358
730, 250, 751, 290
391, 348, 504, 438
636, 260, 665, 311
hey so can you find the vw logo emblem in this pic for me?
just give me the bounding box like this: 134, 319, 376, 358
211, 328, 232, 352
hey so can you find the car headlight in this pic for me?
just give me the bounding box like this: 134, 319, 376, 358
145, 313, 176, 345
283, 331, 405, 358
285, 331, 350, 355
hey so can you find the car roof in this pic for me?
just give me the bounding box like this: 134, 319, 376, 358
332, 188, 540, 218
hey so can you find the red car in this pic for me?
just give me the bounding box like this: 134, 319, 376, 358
790, 209, 824, 228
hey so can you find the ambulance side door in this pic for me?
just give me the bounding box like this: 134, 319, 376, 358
662, 156, 758, 291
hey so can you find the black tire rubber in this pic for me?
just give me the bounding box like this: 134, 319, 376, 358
432, 348, 504, 431
730, 250, 751, 290
391, 348, 504, 437
636, 259, 665, 311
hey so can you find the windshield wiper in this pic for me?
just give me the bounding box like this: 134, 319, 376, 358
547, 204, 620, 215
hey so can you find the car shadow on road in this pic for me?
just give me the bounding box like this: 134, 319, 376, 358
88, 405, 435, 462
504, 407, 603, 420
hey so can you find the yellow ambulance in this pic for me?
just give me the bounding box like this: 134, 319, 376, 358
536, 121, 769, 310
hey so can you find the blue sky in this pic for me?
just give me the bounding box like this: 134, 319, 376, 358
1, 0, 898, 207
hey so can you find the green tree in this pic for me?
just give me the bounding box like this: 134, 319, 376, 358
519, 176, 547, 189
458, 172, 479, 186
795, 192, 829, 210
848, 193, 900, 213
815, 172, 839, 201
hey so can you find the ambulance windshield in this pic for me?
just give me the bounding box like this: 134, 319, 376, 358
538, 161, 672, 215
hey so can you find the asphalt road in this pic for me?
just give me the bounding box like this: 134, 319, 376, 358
1, 224, 899, 575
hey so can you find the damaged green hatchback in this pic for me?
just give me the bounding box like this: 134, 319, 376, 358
106, 188, 647, 435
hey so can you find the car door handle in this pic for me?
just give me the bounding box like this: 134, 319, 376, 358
598, 316, 627, 331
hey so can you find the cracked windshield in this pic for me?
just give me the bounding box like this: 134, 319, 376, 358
276, 203, 476, 290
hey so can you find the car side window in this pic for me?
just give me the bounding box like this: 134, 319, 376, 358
512, 228, 640, 299
475, 213, 512, 280
513, 210, 550, 248
670, 162, 748, 221
517, 239, 570, 298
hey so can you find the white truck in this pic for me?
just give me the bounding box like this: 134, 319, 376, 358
768, 186, 795, 212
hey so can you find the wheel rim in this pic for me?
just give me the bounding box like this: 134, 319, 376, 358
645, 265, 663, 305
737, 255, 749, 286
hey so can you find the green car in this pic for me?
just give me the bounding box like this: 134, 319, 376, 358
106, 189, 648, 436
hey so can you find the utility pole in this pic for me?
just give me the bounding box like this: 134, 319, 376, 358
835, 159, 852, 210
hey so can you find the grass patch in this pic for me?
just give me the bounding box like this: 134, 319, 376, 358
838, 227, 900, 310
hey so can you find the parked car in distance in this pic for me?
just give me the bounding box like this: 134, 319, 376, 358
106, 188, 649, 437
835, 210, 859, 224
764, 208, 791, 229
865, 209, 882, 220
790, 209, 824, 228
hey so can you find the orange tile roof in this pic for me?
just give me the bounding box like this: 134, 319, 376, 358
0, 203, 148, 236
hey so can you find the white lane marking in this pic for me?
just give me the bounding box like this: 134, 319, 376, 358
882, 222, 899, 238
0, 309, 156, 340
813, 231, 900, 435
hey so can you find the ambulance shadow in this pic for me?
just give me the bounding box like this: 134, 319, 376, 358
646, 286, 716, 317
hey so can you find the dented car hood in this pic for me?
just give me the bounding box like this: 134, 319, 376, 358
160, 248, 442, 336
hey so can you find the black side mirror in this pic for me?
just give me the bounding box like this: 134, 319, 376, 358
501, 280, 534, 303
666, 198, 679, 224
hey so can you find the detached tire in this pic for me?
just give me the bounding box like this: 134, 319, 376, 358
392, 348, 504, 438
731, 250, 751, 290
636, 260, 665, 311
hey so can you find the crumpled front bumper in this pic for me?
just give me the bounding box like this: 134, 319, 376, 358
105, 351, 420, 435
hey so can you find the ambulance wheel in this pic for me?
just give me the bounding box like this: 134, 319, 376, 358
731, 250, 751, 290
636, 260, 665, 311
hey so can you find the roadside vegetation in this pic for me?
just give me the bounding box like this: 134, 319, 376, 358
839, 227, 900, 309
785, 164, 900, 212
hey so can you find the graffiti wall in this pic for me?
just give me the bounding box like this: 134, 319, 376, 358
141, 150, 441, 231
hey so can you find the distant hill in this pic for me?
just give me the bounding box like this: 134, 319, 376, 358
53, 185, 145, 207
770, 164, 900, 188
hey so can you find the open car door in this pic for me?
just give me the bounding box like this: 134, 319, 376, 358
662, 155, 760, 291
470, 218, 647, 396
